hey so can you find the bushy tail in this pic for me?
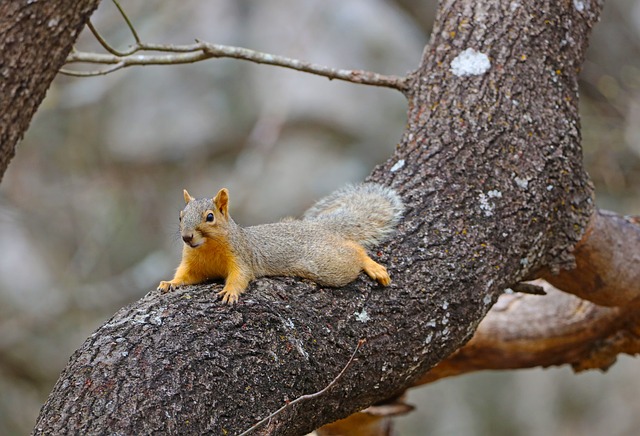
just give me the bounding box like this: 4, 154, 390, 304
303, 183, 404, 248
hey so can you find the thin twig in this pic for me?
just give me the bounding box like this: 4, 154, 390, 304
63, 2, 408, 90
112, 0, 141, 44
59, 62, 126, 77
87, 1, 142, 57
86, 21, 122, 56
237, 338, 366, 436
198, 41, 408, 90
63, 41, 409, 91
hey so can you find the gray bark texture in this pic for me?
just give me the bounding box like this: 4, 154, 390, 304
29, 0, 601, 435
0, 0, 101, 182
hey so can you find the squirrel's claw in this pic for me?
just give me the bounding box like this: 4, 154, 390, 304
218, 288, 240, 305
158, 281, 175, 293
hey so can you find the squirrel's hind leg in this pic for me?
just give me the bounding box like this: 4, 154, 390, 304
348, 242, 391, 286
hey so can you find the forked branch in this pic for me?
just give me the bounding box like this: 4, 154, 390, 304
61, 1, 409, 91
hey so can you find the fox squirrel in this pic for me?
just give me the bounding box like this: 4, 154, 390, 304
158, 183, 404, 304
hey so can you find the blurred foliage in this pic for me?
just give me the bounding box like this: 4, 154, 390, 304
0, 1, 638, 435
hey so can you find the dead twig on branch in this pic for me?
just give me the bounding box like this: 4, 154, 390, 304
238, 339, 366, 436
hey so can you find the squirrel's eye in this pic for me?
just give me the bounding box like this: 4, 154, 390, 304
206, 212, 214, 222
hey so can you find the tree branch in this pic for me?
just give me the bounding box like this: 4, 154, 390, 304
111, 0, 140, 44
419, 281, 640, 384
540, 209, 640, 307
61, 0, 409, 90
0, 0, 102, 183
61, 41, 410, 91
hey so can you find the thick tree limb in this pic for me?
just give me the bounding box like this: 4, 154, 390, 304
408, 209, 640, 386
541, 209, 640, 306
421, 281, 640, 383
0, 0, 101, 183
32, 1, 603, 434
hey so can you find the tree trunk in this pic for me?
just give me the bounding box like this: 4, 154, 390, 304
29, 0, 604, 434
0, 0, 101, 182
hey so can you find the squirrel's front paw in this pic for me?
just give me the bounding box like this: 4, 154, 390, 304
158, 281, 176, 292
217, 287, 241, 305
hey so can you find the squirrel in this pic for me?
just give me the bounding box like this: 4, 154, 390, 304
157, 183, 404, 304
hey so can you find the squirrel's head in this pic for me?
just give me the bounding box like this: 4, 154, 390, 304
178, 188, 231, 248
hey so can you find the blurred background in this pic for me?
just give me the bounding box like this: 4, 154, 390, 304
1, 1, 639, 434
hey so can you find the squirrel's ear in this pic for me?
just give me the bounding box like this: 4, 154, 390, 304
214, 188, 229, 218
183, 189, 194, 205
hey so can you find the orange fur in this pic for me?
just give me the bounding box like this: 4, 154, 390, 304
347, 241, 391, 286
158, 237, 236, 291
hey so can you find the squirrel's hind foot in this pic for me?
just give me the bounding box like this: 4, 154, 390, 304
362, 254, 391, 286
363, 260, 391, 286
347, 241, 392, 286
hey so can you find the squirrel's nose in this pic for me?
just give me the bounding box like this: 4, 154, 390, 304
182, 233, 194, 244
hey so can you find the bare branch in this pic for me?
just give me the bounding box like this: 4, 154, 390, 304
540, 209, 640, 307
415, 281, 640, 385
197, 41, 409, 91
59, 62, 125, 77
63, 41, 410, 91
84, 1, 141, 59
86, 20, 127, 57
64, 0, 409, 88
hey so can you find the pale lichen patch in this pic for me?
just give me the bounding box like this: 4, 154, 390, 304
450, 48, 491, 77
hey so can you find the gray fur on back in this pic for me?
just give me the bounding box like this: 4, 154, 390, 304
241, 221, 364, 286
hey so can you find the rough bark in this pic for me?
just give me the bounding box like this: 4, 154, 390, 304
31, 1, 603, 434
318, 277, 640, 435
0, 0, 101, 182
318, 209, 640, 435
